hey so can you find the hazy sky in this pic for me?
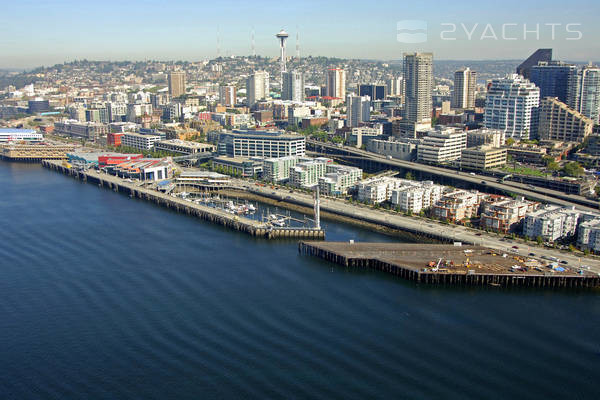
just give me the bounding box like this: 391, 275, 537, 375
2, 0, 599, 68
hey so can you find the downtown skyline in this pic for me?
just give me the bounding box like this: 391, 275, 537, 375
2, 0, 600, 69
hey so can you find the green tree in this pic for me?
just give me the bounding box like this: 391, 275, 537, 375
542, 155, 555, 166
547, 161, 560, 173
506, 137, 515, 146
562, 161, 584, 177
405, 171, 414, 180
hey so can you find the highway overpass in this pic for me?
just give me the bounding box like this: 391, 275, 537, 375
307, 140, 599, 213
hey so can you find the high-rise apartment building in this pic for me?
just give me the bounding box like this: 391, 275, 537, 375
168, 72, 186, 98
575, 65, 600, 123
484, 74, 540, 140
282, 71, 305, 102
387, 77, 404, 103
403, 52, 433, 124
219, 86, 237, 107
452, 67, 477, 109
326, 68, 346, 99
246, 71, 270, 109
530, 61, 579, 106
539, 97, 593, 142
346, 94, 371, 127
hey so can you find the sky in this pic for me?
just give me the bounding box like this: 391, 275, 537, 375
1, 0, 599, 69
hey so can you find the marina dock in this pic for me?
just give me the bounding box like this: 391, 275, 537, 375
299, 241, 600, 288
42, 160, 325, 240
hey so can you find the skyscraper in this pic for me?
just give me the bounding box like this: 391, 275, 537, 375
575, 65, 600, 123
358, 84, 387, 100
529, 61, 579, 106
387, 77, 404, 97
452, 67, 477, 109
326, 68, 346, 99
282, 71, 305, 102
219, 85, 237, 107
346, 94, 370, 127
516, 48, 552, 80
168, 72, 186, 98
246, 71, 270, 108
403, 52, 433, 123
484, 74, 540, 140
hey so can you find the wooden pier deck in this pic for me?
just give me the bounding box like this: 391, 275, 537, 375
299, 241, 600, 288
42, 160, 325, 240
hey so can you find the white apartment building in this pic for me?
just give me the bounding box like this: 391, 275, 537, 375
577, 218, 600, 251
263, 156, 300, 182
576, 65, 600, 123
289, 157, 332, 188
246, 71, 270, 108
523, 205, 581, 242
122, 132, 161, 151
356, 177, 403, 204
417, 127, 467, 164
484, 74, 540, 140
387, 76, 404, 98
390, 181, 444, 213
453, 67, 477, 109
346, 94, 371, 127
326, 68, 346, 98
318, 164, 363, 196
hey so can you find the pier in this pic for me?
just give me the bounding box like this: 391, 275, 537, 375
299, 241, 600, 288
42, 160, 325, 240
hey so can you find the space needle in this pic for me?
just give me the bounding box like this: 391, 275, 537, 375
275, 29, 289, 75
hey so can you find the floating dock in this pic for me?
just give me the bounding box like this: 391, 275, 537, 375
43, 160, 325, 240
299, 241, 600, 288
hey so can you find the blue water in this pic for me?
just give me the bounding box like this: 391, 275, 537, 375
1, 161, 600, 399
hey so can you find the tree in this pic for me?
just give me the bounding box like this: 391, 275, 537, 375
542, 155, 555, 167
562, 161, 584, 177
506, 137, 515, 146
547, 161, 560, 173
405, 172, 414, 180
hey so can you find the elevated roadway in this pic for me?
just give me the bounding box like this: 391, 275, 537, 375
307, 140, 599, 213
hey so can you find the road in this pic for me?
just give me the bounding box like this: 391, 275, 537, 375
308, 140, 599, 213
235, 179, 600, 274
